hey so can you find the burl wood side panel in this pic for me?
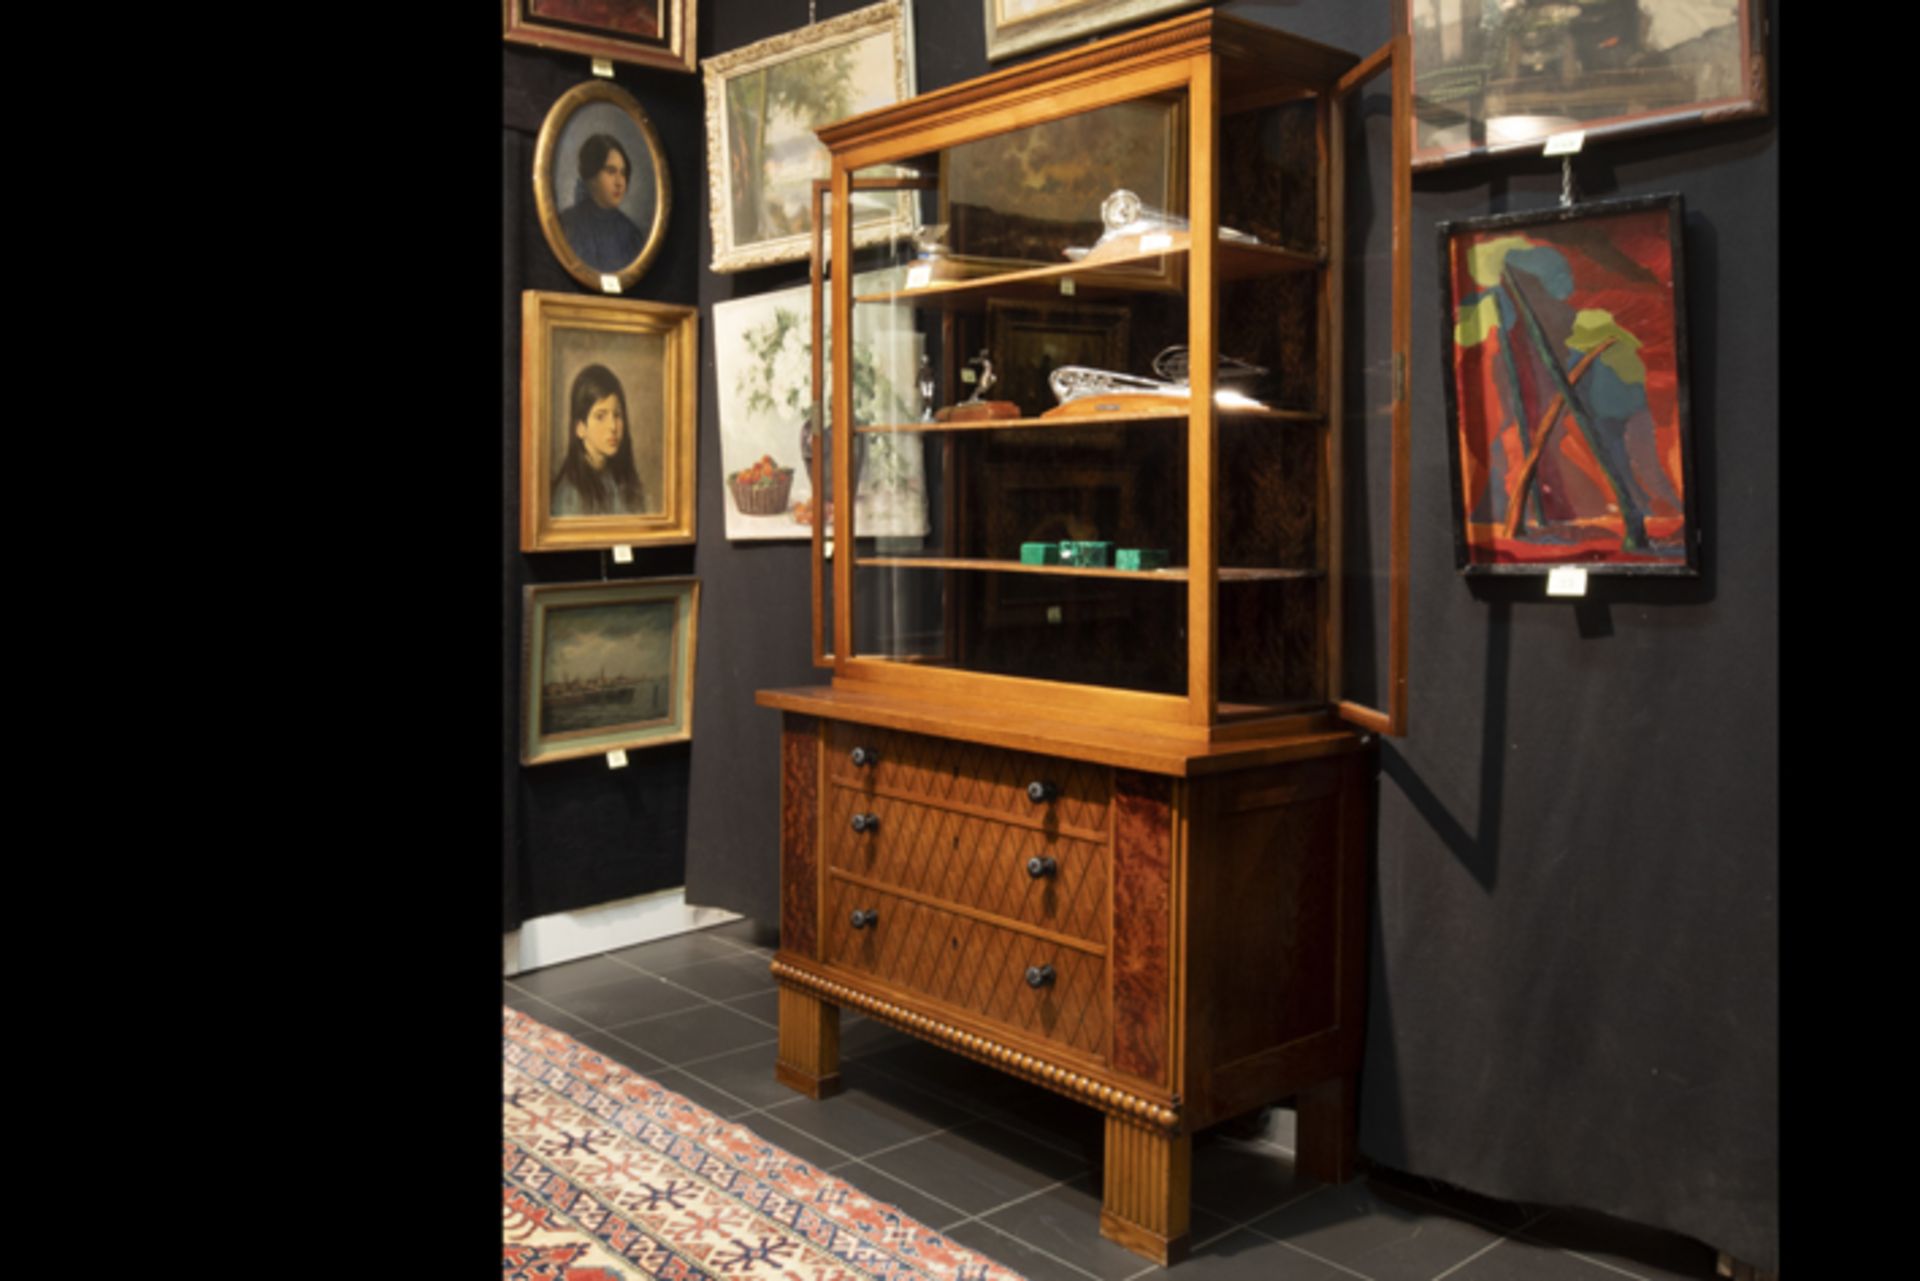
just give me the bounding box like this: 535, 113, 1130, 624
1110, 771, 1172, 1086
780, 715, 820, 958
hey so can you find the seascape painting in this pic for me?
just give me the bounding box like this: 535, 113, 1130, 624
522, 579, 699, 764
1440, 194, 1695, 575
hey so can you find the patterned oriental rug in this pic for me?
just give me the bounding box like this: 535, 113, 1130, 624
503, 1006, 1029, 1280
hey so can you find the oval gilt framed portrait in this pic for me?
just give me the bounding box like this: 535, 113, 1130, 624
534, 80, 671, 292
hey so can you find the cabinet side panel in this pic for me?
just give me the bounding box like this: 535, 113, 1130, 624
1112, 770, 1173, 1086
781, 715, 821, 958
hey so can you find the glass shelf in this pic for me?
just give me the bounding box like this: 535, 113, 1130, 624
853, 405, 1325, 434
855, 555, 1323, 582
853, 236, 1325, 310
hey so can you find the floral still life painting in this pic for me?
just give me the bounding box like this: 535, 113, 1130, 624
1439, 194, 1696, 575
712, 269, 929, 542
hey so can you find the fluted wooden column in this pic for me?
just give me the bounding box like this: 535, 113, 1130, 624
1100, 1114, 1191, 1265
775, 986, 841, 1099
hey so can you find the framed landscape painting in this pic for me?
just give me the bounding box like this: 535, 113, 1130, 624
503, 0, 696, 74
1405, 0, 1768, 169
702, 2, 916, 272
1439, 194, 1695, 575
520, 291, 698, 553
522, 578, 699, 765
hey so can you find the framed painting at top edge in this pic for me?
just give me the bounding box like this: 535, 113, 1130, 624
702, 1, 917, 273
534, 79, 672, 293
522, 577, 699, 765
521, 290, 699, 553
504, 0, 696, 74
1405, 0, 1768, 169
1438, 194, 1696, 576
981, 0, 1207, 61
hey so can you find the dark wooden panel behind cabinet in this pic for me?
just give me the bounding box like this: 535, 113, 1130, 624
1111, 771, 1174, 1087
780, 715, 821, 958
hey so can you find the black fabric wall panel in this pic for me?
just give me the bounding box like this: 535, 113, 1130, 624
502, 42, 703, 927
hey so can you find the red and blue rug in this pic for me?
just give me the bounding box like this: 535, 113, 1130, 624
504, 1005, 1028, 1280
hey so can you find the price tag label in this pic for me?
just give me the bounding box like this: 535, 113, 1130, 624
1546, 566, 1589, 597
960, 367, 977, 384
599, 273, 621, 294
1543, 130, 1586, 156
1140, 232, 1172, 252
906, 264, 932, 289
606, 749, 629, 769
611, 545, 634, 564
591, 58, 615, 78
1060, 278, 1077, 297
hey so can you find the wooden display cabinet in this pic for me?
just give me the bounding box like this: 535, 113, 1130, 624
756, 9, 1410, 1265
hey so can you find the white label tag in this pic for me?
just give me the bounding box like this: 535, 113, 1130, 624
906, 264, 931, 289
1060, 278, 1076, 296
1543, 130, 1586, 156
1140, 232, 1172, 252
606, 749, 629, 769
960, 367, 977, 385
599, 273, 621, 294
611, 545, 634, 564
1546, 566, 1589, 597
591, 58, 615, 78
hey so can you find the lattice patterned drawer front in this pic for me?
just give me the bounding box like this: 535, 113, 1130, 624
826, 723, 1111, 833
824, 876, 1109, 1060
824, 783, 1110, 945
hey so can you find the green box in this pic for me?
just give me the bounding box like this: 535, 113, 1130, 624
1115, 548, 1168, 571
1019, 541, 1063, 565
1059, 540, 1114, 567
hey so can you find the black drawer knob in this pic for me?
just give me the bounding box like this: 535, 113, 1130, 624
851, 812, 879, 833
849, 908, 878, 930
1026, 780, 1059, 803
1024, 963, 1055, 989
850, 746, 878, 768
1026, 856, 1057, 879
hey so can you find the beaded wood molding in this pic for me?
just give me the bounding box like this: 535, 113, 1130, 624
771, 959, 1181, 1129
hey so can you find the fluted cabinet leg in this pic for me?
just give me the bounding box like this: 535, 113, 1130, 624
774, 985, 841, 1099
1099, 1114, 1191, 1265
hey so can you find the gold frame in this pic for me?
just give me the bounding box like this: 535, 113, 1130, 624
503, 0, 696, 74
981, 0, 1205, 61
701, 1, 916, 273
533, 80, 672, 293
520, 290, 699, 553
521, 577, 700, 765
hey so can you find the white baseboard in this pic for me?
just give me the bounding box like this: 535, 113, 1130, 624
503, 888, 742, 976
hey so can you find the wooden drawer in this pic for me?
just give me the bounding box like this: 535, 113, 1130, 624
824, 722, 1112, 834
823, 875, 1109, 1060
823, 783, 1109, 945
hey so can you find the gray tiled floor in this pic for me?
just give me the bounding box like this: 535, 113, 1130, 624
503, 920, 1724, 1281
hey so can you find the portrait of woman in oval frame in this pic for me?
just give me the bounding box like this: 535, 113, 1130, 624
533, 79, 671, 292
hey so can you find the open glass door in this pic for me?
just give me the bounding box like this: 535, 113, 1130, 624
1331, 34, 1411, 737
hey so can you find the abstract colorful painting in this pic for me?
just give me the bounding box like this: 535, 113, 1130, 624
1439, 194, 1696, 575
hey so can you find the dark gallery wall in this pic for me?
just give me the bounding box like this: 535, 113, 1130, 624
503, 0, 1777, 1272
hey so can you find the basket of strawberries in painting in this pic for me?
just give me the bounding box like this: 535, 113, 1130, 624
727, 453, 794, 516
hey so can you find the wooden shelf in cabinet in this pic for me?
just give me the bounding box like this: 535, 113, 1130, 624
856, 236, 1324, 310
853, 555, 1323, 583
853, 406, 1325, 434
